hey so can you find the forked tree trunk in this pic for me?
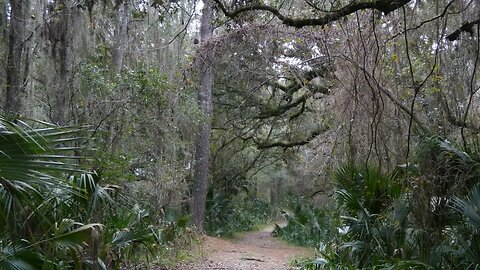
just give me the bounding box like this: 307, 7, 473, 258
192, 0, 214, 233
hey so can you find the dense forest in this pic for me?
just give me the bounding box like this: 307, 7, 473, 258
1, 0, 480, 269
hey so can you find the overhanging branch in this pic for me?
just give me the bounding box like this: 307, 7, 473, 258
446, 18, 480, 41
255, 93, 310, 119
256, 128, 325, 149
212, 0, 412, 28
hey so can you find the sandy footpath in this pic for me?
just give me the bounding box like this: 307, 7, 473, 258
172, 224, 314, 270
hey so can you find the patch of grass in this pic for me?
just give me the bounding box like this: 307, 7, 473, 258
151, 237, 204, 269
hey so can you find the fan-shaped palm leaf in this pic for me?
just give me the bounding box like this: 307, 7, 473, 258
69, 173, 118, 218
0, 241, 43, 270
334, 164, 402, 216
452, 185, 480, 230
0, 117, 100, 268
0, 117, 87, 227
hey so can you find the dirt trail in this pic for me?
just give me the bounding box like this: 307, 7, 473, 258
174, 223, 314, 270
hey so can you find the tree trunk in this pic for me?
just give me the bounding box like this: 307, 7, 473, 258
5, 0, 30, 116
192, 0, 214, 233
108, 0, 130, 149
52, 0, 71, 126
112, 0, 129, 73
0, 0, 7, 39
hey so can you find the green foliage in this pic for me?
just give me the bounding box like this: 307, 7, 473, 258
0, 117, 103, 269
93, 150, 136, 184
79, 42, 198, 197
415, 136, 480, 196
273, 198, 337, 247
0, 116, 195, 269
290, 137, 480, 269
101, 205, 155, 269
333, 164, 402, 216
205, 192, 271, 236
0, 242, 43, 270
450, 185, 480, 268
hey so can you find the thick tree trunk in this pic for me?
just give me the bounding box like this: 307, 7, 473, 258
52, 0, 71, 126
192, 0, 214, 233
5, 0, 30, 116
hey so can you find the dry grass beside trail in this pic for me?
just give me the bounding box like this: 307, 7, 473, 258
171, 224, 314, 270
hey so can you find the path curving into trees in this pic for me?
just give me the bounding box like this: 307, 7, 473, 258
174, 224, 313, 270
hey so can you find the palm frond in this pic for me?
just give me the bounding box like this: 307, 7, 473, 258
0, 117, 88, 225
0, 241, 43, 270
452, 185, 480, 230
0, 117, 86, 186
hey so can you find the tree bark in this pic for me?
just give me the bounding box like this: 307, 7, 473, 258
53, 0, 71, 126
0, 0, 7, 39
192, 0, 214, 233
112, 0, 129, 72
44, 0, 73, 125
5, 0, 30, 116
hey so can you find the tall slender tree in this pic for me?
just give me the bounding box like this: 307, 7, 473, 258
112, 0, 129, 73
192, 0, 214, 233
5, 0, 30, 116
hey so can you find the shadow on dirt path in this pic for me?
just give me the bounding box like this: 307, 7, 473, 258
173, 222, 314, 270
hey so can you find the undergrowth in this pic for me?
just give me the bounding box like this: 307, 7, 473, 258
278, 136, 480, 269
205, 192, 271, 236
272, 198, 337, 247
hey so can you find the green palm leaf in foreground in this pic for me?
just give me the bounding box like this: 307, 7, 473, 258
0, 117, 84, 184
0, 117, 87, 223
0, 116, 99, 268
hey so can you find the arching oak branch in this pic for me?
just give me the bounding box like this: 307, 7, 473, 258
255, 127, 326, 149
212, 0, 412, 28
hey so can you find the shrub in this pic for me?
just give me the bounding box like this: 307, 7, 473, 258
273, 198, 337, 247
205, 192, 271, 236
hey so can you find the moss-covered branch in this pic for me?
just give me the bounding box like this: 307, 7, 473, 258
212, 0, 412, 28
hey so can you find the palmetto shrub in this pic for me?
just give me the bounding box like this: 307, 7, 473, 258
272, 198, 337, 247
450, 185, 480, 269
333, 164, 403, 216
307, 137, 480, 269
0, 117, 189, 269
0, 117, 102, 269
324, 165, 404, 268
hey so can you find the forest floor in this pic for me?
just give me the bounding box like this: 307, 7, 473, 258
171, 222, 314, 270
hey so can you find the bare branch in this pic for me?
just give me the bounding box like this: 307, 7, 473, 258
440, 92, 480, 133
446, 18, 480, 41
387, 0, 455, 42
